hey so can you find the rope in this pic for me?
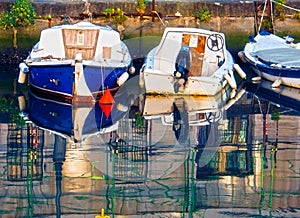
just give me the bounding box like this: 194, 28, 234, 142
271, 0, 300, 12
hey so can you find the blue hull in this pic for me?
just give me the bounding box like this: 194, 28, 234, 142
28, 90, 130, 137
242, 52, 300, 88
255, 63, 300, 79
30, 64, 74, 96
29, 64, 129, 98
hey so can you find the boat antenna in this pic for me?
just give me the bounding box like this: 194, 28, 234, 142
258, 0, 268, 33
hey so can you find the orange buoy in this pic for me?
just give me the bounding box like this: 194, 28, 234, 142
99, 88, 115, 105
100, 104, 114, 119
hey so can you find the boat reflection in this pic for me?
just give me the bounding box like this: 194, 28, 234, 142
25, 87, 132, 143
246, 79, 300, 112
5, 77, 299, 217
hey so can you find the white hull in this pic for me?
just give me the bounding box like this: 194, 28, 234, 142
141, 71, 224, 96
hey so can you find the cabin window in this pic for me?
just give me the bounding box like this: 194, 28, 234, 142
103, 46, 112, 59
77, 32, 84, 45
189, 35, 198, 48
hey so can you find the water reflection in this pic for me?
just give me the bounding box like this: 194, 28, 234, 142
1, 77, 300, 217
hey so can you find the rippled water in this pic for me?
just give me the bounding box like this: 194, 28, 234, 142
0, 34, 299, 218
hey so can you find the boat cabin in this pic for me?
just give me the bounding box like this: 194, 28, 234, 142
154, 28, 226, 77
29, 22, 127, 63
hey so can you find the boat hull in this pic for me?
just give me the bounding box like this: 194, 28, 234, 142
243, 53, 300, 88
29, 63, 129, 100
141, 70, 225, 96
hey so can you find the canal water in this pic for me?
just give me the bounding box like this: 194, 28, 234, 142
0, 33, 299, 218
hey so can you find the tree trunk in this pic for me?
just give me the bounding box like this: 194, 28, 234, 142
13, 28, 18, 48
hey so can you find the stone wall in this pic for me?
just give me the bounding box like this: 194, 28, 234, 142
1, 1, 300, 18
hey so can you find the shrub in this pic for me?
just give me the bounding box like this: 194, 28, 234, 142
0, 0, 36, 30
136, 0, 147, 16
103, 7, 127, 24
275, 0, 286, 21
193, 6, 211, 22
293, 11, 300, 20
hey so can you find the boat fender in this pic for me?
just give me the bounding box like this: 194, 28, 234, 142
18, 63, 29, 84
117, 72, 129, 86
224, 71, 237, 90
128, 66, 135, 74
272, 79, 281, 88
18, 94, 26, 111
233, 64, 246, 79
230, 89, 236, 99
251, 76, 261, 82
74, 53, 83, 77
237, 51, 247, 63
139, 72, 145, 88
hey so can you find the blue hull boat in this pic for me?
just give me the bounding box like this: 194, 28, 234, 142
239, 30, 300, 89
19, 21, 134, 102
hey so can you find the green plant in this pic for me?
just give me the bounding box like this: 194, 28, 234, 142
102, 7, 127, 24
193, 6, 211, 22
0, 0, 36, 30
275, 0, 286, 20
0, 0, 36, 48
0, 97, 25, 126
102, 8, 113, 18
293, 11, 300, 20
136, 0, 147, 16
112, 8, 127, 24
271, 109, 280, 121
262, 18, 271, 32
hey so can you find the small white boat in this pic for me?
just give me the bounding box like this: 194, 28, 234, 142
139, 27, 244, 96
239, 30, 300, 89
18, 21, 134, 102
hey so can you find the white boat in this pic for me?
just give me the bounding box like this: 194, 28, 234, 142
239, 30, 300, 89
139, 27, 245, 96
18, 21, 134, 103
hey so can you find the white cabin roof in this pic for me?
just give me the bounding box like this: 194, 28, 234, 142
29, 21, 128, 63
